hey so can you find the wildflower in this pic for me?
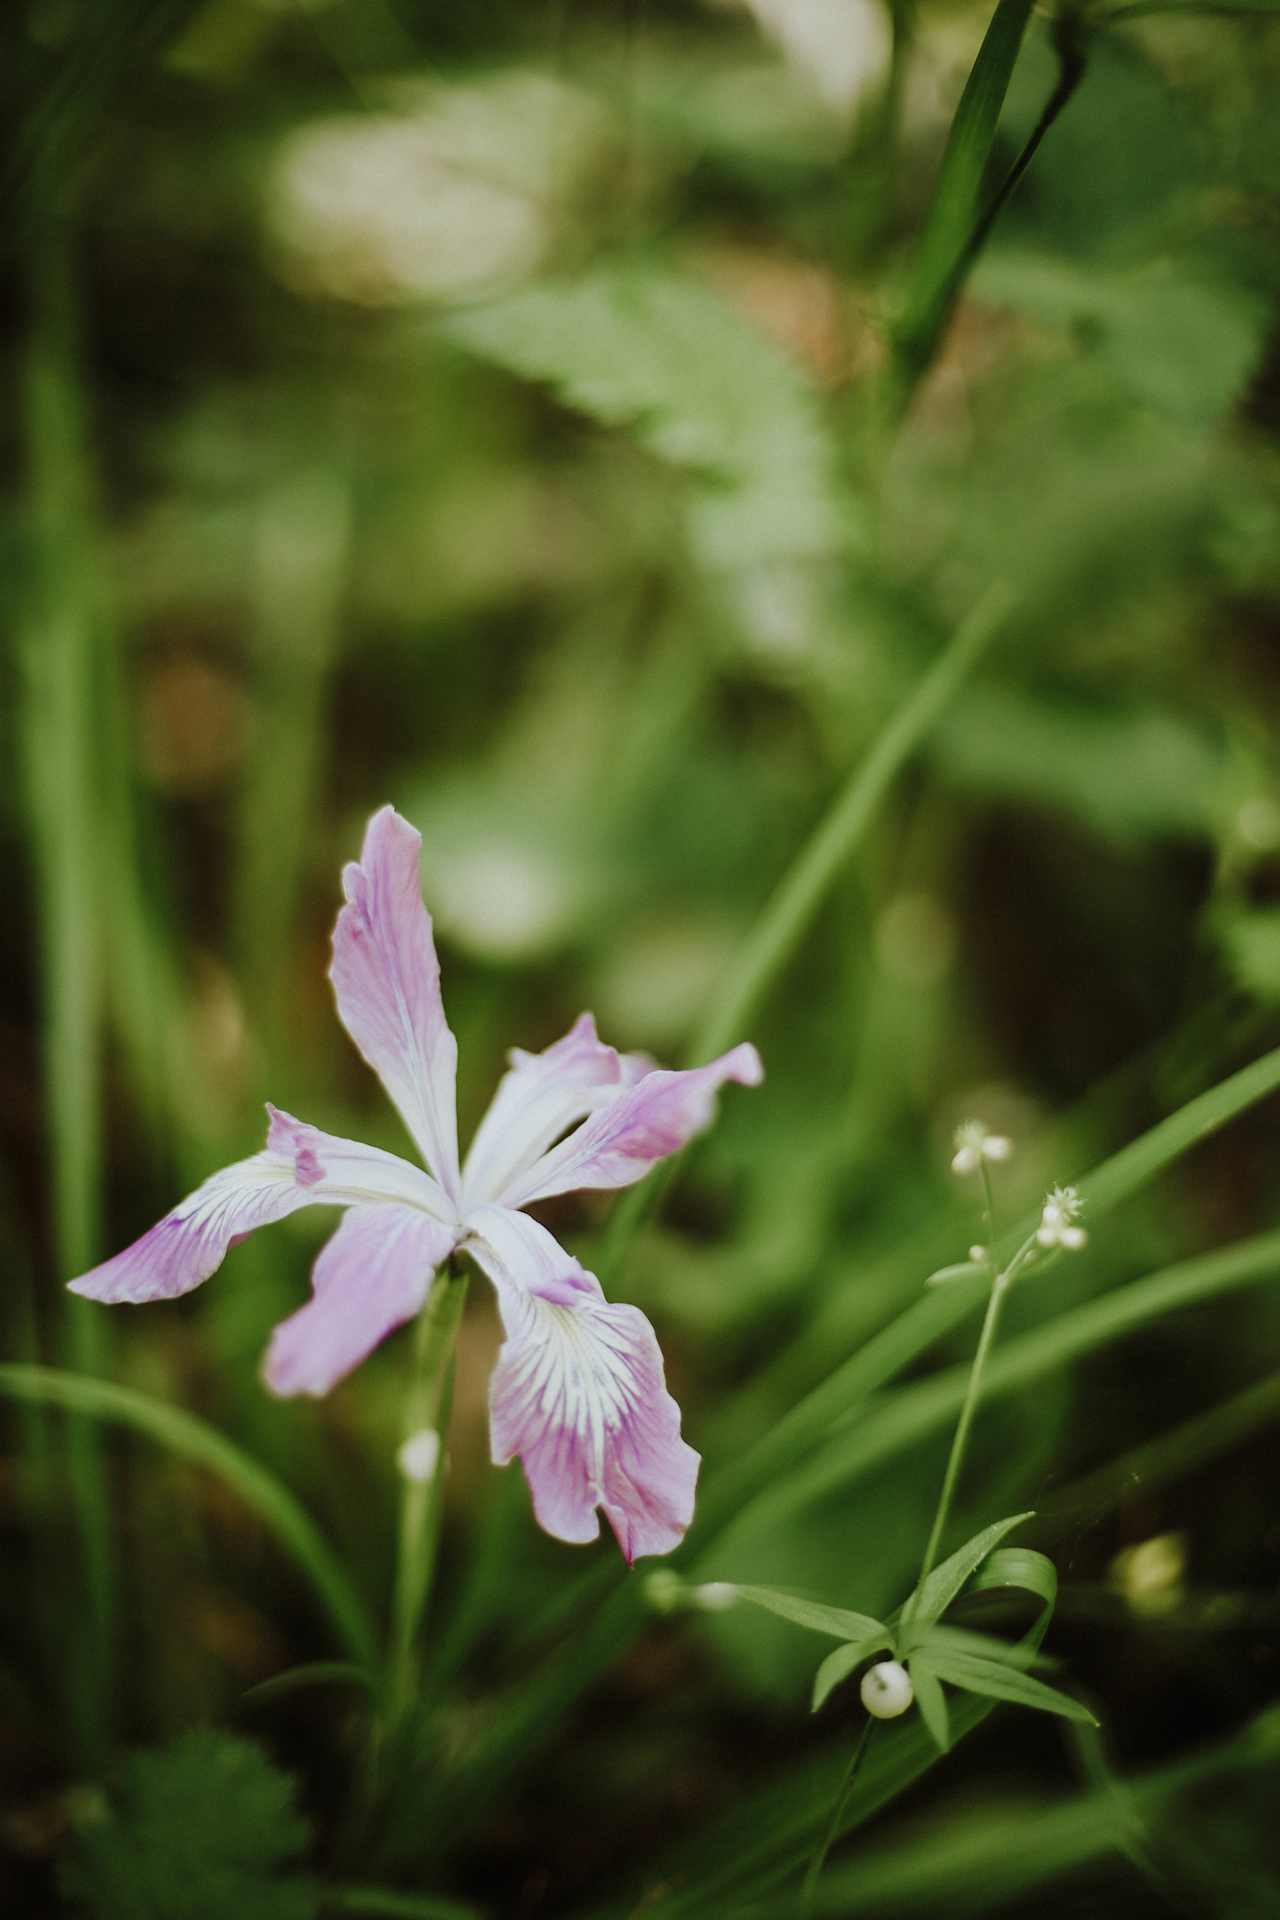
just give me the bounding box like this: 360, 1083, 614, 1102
949, 1120, 1011, 1177
1036, 1184, 1087, 1251
69, 807, 762, 1562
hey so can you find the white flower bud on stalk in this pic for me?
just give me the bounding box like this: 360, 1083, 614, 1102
860, 1660, 914, 1719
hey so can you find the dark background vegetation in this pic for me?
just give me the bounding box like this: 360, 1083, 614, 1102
4, 0, 1280, 1913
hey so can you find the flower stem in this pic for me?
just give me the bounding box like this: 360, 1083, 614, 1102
909, 1232, 1039, 1613
388, 1258, 470, 1720
803, 1717, 875, 1899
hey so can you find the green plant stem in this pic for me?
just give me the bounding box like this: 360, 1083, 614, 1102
804, 1717, 875, 1898
913, 1276, 1010, 1600
910, 1229, 1039, 1615
388, 1259, 470, 1718
603, 583, 1011, 1276
22, 193, 114, 1765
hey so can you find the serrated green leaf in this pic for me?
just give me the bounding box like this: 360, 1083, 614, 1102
732, 1584, 888, 1643
811, 1634, 895, 1713
58, 1731, 317, 1920
909, 1658, 951, 1753
901, 1512, 1034, 1643
926, 1649, 1098, 1724
445, 265, 842, 569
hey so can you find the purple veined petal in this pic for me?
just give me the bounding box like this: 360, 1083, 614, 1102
499, 1043, 764, 1208
464, 1206, 699, 1561
329, 806, 461, 1202
263, 1204, 455, 1398
462, 1012, 630, 1209
67, 1156, 309, 1305
67, 1107, 449, 1307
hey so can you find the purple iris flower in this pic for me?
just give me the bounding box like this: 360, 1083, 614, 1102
69, 807, 762, 1562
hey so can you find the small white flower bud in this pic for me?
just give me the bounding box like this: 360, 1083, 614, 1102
968, 1245, 988, 1265
693, 1581, 739, 1613
396, 1428, 440, 1484
982, 1134, 1012, 1162
950, 1145, 980, 1176
860, 1660, 914, 1719
1060, 1224, 1087, 1251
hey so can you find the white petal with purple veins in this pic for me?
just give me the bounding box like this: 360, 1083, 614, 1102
465, 1206, 699, 1561
67, 1158, 308, 1305
329, 806, 461, 1201
501, 1043, 764, 1207
461, 1012, 625, 1209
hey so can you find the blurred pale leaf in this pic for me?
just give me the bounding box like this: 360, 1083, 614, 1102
444, 264, 843, 568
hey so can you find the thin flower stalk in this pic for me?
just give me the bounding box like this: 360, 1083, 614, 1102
389, 1257, 470, 1718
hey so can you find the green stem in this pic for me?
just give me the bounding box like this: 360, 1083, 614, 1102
603, 583, 1011, 1274
803, 1717, 875, 1899
911, 1267, 1009, 1605
22, 189, 114, 1765
388, 1260, 470, 1718
897, 1226, 1038, 1630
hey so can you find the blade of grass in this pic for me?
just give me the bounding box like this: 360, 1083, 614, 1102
0, 1364, 378, 1672
715, 1227, 1280, 1552
603, 583, 1012, 1277
21, 204, 114, 1764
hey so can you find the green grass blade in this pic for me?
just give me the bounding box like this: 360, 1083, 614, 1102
900, 1512, 1034, 1641
325, 1892, 480, 1919
717, 1228, 1280, 1548
892, 0, 1036, 387
924, 1649, 1098, 1724
603, 584, 1011, 1274
0, 1364, 379, 1672
908, 1659, 951, 1753
731, 1586, 888, 1644
21, 209, 114, 1763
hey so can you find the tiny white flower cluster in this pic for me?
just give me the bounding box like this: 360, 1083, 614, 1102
950, 1119, 1012, 1178
1037, 1185, 1087, 1252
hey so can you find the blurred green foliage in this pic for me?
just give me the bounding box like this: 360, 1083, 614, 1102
5, 0, 1280, 1913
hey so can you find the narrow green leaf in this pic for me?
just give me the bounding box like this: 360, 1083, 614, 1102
326, 1891, 480, 1919
901, 1512, 1034, 1641
909, 1659, 951, 1754
894, 0, 1037, 381
917, 1624, 1050, 1670
924, 1262, 984, 1289
927, 1649, 1098, 1724
812, 1635, 895, 1714
968, 1545, 1058, 1616
732, 1585, 889, 1644
0, 1364, 378, 1671
240, 1663, 375, 1712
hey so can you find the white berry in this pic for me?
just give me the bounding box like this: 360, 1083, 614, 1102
860, 1660, 914, 1719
